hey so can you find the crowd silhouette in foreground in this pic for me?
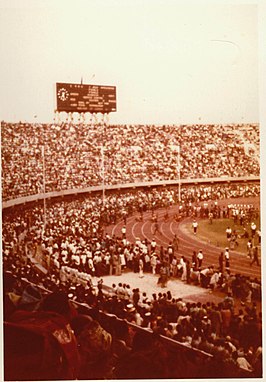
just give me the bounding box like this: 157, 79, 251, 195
4, 265, 262, 379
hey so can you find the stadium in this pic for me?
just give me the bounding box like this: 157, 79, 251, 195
1, 2, 263, 381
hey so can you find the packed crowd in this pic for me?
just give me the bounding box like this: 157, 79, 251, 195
2, 122, 260, 201
3, 184, 262, 378
3, 184, 260, 294
4, 264, 262, 379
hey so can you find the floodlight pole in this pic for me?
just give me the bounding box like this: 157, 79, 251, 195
101, 114, 109, 207
177, 146, 181, 202
42, 145, 47, 235
101, 145, 105, 206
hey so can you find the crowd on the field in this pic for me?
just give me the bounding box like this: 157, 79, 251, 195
1, 122, 260, 201
3, 185, 260, 288
3, 183, 262, 378
4, 224, 263, 380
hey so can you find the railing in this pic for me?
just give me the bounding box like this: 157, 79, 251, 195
2, 175, 260, 209
12, 276, 253, 379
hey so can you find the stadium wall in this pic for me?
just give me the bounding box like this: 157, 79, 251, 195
2, 175, 260, 209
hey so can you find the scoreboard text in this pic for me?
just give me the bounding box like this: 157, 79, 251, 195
56, 82, 116, 113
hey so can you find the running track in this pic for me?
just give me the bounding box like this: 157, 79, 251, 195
105, 197, 261, 280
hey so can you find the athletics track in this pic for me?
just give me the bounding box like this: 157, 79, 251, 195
105, 196, 261, 281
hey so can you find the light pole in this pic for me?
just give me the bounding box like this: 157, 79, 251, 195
101, 113, 109, 207
42, 145, 47, 236
101, 145, 105, 206
177, 145, 181, 203
170, 144, 181, 202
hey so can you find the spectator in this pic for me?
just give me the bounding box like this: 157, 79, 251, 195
1, 122, 260, 201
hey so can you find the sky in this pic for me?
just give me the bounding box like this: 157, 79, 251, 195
0, 0, 264, 125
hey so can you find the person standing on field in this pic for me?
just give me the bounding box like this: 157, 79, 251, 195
192, 220, 198, 235
150, 253, 157, 275
153, 219, 160, 235
226, 227, 232, 241
250, 222, 257, 238
247, 239, 253, 258
197, 250, 204, 270
173, 234, 179, 252
224, 248, 230, 272
219, 252, 224, 274
250, 246, 259, 267
151, 238, 157, 252
121, 226, 126, 239
139, 258, 144, 278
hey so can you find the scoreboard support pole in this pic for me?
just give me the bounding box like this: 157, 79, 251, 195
54, 110, 109, 209
55, 81, 116, 208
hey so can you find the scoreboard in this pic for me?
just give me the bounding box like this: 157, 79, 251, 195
56, 82, 116, 113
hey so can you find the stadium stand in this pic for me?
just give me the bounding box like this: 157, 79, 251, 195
3, 270, 262, 379
1, 122, 260, 201
2, 121, 262, 379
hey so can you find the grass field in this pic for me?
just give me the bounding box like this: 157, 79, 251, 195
185, 218, 260, 254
